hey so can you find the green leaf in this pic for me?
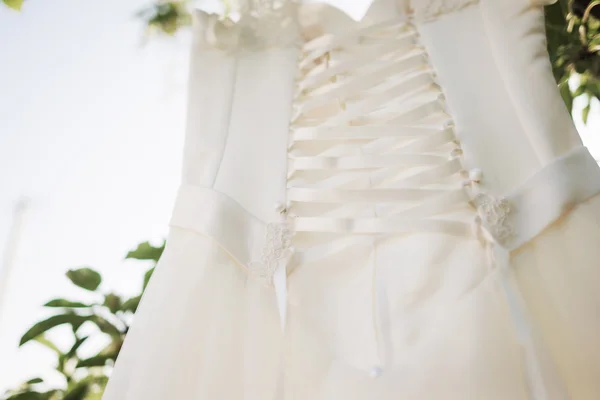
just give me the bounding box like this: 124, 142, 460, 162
573, 84, 587, 97
44, 299, 90, 308
559, 79, 574, 113
103, 293, 122, 314
20, 314, 87, 346
25, 378, 43, 385
88, 315, 122, 338
126, 241, 165, 262
2, 0, 23, 11
143, 267, 154, 290
99, 339, 123, 359
142, 3, 191, 36
76, 354, 113, 368
5, 390, 60, 400
63, 382, 89, 400
33, 335, 62, 355
66, 268, 102, 291
121, 295, 141, 313
67, 336, 89, 358
582, 101, 592, 123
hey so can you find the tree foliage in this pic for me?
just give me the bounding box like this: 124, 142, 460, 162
139, 0, 600, 122
2, 241, 165, 400
2, 0, 22, 11
2, 0, 599, 121
2, 0, 598, 120
548, 0, 600, 123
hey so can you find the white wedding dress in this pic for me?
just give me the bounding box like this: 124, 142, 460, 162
103, 0, 600, 399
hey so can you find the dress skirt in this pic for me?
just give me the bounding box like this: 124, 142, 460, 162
103, 194, 600, 400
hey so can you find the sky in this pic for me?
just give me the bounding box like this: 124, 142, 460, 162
0, 0, 191, 390
0, 0, 599, 393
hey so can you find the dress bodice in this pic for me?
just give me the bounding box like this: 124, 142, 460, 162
105, 2, 600, 398
183, 0, 583, 223
417, 0, 581, 194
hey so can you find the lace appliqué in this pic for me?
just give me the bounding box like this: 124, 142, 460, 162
409, 0, 479, 21
248, 221, 294, 286
201, 0, 298, 51
473, 193, 515, 246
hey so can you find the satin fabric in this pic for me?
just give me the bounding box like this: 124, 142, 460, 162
104, 1, 600, 399
103, 196, 600, 399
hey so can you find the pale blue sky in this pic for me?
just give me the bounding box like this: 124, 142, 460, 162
0, 0, 598, 392
0, 0, 190, 389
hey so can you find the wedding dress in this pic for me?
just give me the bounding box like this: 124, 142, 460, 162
103, 0, 600, 398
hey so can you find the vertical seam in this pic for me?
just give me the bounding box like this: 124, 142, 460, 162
211, 52, 240, 187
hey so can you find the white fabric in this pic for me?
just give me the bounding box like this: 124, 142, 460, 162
193, 0, 497, 22
301, 0, 374, 21
502, 146, 600, 250
192, 0, 374, 21
104, 1, 600, 399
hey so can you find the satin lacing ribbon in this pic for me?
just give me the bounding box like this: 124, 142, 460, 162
269, 14, 560, 400
282, 17, 475, 380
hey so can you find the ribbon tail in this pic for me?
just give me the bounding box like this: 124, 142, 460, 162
272, 257, 289, 400
492, 245, 567, 400
273, 260, 288, 332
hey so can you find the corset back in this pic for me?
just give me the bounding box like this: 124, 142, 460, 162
103, 1, 600, 398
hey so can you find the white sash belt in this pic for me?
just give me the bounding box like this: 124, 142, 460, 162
485, 146, 600, 250
169, 185, 269, 269
169, 147, 600, 277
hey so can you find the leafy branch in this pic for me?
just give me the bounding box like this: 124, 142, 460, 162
2, 0, 598, 121
2, 0, 23, 11
2, 241, 165, 400
548, 0, 600, 122
133, 0, 600, 123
